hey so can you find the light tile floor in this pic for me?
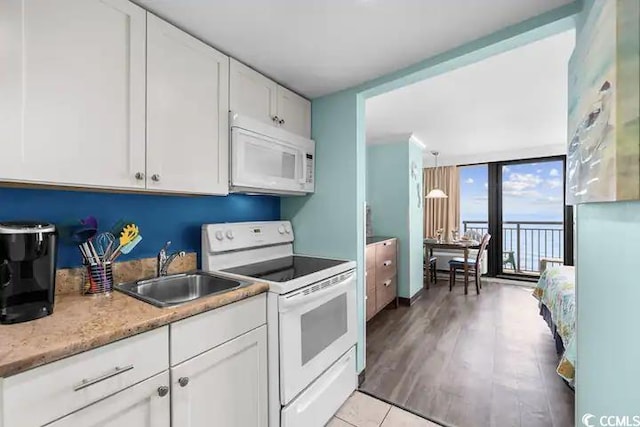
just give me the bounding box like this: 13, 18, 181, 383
327, 391, 442, 427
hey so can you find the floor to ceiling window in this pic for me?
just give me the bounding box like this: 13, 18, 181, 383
459, 164, 489, 237
459, 156, 572, 279
499, 158, 566, 276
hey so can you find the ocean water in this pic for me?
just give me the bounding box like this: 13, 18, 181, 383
462, 220, 564, 272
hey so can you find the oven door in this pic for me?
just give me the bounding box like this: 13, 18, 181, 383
231, 127, 312, 194
278, 270, 357, 404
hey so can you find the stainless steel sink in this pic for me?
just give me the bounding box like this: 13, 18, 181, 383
115, 271, 250, 308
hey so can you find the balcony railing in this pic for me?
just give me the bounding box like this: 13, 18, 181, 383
462, 220, 564, 274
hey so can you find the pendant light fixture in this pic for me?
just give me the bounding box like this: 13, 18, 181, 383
426, 151, 448, 199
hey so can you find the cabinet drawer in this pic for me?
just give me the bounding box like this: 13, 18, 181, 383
376, 276, 397, 312
375, 239, 396, 279
45, 371, 170, 427
2, 327, 169, 427
170, 294, 266, 365
366, 268, 376, 321
365, 245, 376, 270
376, 239, 396, 266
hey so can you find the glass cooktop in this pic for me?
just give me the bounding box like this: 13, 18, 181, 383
222, 255, 347, 283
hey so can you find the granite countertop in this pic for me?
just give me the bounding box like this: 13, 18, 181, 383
0, 281, 269, 378
366, 236, 396, 245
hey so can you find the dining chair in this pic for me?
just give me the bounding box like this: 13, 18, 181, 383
423, 246, 437, 289
448, 233, 491, 295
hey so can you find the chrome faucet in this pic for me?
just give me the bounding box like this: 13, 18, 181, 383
157, 241, 186, 277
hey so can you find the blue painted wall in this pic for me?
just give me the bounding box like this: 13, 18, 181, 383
576, 202, 640, 418
367, 140, 424, 299
575, 0, 640, 420
0, 187, 280, 268
408, 142, 425, 299
282, 3, 578, 374
281, 91, 367, 371
368, 142, 410, 297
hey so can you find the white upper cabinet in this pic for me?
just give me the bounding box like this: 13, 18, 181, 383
230, 59, 278, 127
171, 325, 268, 427
277, 85, 312, 138
146, 14, 229, 195
230, 59, 311, 138
0, 0, 147, 189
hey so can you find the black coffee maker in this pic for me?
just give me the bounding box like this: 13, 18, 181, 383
0, 221, 58, 324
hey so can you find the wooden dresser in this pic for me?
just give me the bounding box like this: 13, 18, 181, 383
366, 237, 398, 321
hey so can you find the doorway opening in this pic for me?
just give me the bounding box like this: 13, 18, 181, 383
361, 28, 576, 427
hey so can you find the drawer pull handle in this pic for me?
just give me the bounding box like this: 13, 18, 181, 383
384, 280, 392, 287
178, 377, 189, 387
384, 241, 391, 246
383, 260, 392, 267
73, 365, 134, 391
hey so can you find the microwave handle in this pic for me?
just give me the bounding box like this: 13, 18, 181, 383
299, 151, 307, 185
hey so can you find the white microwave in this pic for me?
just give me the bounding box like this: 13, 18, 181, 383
229, 112, 315, 196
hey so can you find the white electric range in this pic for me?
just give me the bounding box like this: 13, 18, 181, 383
202, 221, 357, 427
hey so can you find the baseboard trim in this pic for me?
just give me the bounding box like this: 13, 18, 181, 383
358, 370, 366, 386
398, 288, 424, 306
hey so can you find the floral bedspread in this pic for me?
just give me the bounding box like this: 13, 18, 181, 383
533, 265, 576, 384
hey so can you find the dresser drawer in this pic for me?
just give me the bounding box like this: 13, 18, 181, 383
376, 239, 396, 265
376, 240, 397, 280
170, 294, 266, 365
376, 276, 397, 312
365, 245, 376, 270
2, 326, 169, 427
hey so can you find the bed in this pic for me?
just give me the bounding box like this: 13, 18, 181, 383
533, 265, 576, 386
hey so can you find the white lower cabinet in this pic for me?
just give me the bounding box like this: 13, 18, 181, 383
171, 325, 268, 427
0, 296, 268, 427
46, 371, 170, 427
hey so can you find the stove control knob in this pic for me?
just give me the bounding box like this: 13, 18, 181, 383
226, 230, 235, 240
284, 225, 291, 234
278, 225, 285, 234
215, 231, 224, 241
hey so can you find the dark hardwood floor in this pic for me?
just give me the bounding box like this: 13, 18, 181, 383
361, 279, 574, 427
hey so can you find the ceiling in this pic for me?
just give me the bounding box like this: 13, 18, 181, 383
136, 0, 574, 98
366, 29, 576, 166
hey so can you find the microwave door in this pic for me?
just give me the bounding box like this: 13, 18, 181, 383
232, 128, 303, 192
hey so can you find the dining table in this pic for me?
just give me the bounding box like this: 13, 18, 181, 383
424, 239, 480, 289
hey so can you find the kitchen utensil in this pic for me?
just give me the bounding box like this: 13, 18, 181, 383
95, 232, 116, 258
108, 219, 132, 239
120, 235, 142, 255
80, 215, 98, 230
109, 224, 139, 261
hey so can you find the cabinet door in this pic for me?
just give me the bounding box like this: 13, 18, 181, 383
46, 372, 170, 427
230, 58, 278, 125
146, 14, 229, 195
0, 0, 146, 189
172, 325, 268, 427
276, 85, 311, 138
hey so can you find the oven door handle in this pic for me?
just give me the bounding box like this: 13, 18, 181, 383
279, 271, 355, 312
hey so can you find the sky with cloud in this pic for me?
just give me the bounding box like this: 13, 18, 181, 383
459, 160, 564, 226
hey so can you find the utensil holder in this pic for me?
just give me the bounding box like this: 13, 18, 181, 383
82, 261, 114, 295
